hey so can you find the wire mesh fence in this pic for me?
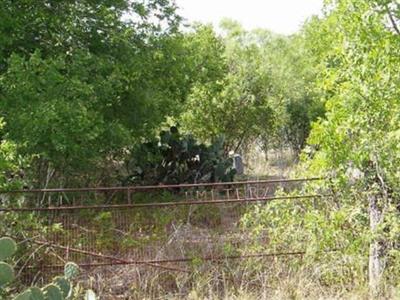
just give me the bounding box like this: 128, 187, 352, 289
0, 178, 327, 296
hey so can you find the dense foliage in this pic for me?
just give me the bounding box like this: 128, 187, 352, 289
181, 20, 324, 155
0, 1, 225, 188
304, 0, 400, 290
242, 0, 400, 296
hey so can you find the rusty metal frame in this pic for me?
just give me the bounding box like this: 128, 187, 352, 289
1, 177, 323, 194
3, 178, 331, 282
0, 194, 330, 212
21, 237, 341, 271
20, 238, 188, 273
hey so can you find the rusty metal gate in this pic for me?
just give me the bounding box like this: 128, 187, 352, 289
0, 178, 327, 297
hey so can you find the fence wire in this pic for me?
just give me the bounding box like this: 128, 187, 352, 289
0, 178, 328, 289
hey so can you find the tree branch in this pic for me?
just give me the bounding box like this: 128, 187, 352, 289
387, 8, 400, 35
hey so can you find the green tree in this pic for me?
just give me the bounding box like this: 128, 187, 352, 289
0, 1, 223, 187
181, 20, 323, 156
299, 0, 400, 293
240, 0, 400, 295
181, 21, 277, 153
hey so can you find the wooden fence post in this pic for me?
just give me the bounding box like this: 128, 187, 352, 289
127, 188, 131, 204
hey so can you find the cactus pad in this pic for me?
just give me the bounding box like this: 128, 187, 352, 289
0, 261, 15, 287
64, 262, 79, 280
0, 237, 17, 260
13, 289, 33, 300
53, 276, 71, 298
42, 284, 63, 300
30, 287, 45, 300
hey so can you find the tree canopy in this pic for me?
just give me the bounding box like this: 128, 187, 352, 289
0, 1, 226, 187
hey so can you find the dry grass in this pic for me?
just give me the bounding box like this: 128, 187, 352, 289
243, 145, 297, 179
80, 253, 400, 299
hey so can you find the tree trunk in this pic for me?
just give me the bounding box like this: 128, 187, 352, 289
368, 193, 383, 297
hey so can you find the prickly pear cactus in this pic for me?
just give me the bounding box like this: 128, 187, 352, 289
30, 287, 45, 300
0, 237, 17, 260
0, 237, 17, 288
64, 262, 79, 280
0, 261, 15, 287
53, 276, 71, 298
13, 287, 45, 300
0, 236, 96, 300
13, 282, 66, 300
13, 289, 32, 300
43, 284, 63, 300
